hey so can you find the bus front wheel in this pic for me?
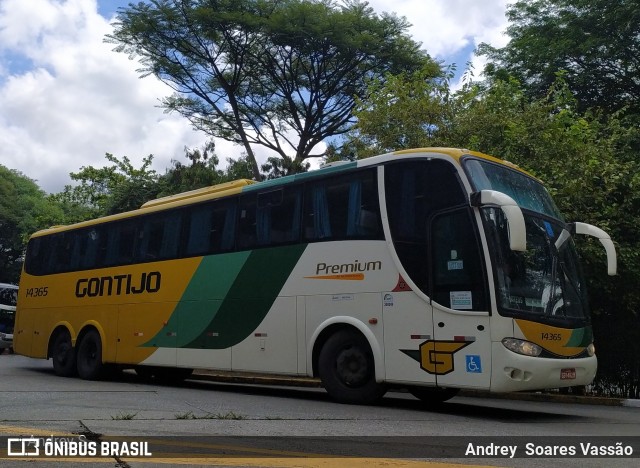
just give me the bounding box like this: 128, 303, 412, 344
76, 329, 104, 380
51, 330, 77, 377
318, 329, 386, 404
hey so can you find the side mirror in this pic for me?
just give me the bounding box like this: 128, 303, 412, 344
470, 190, 526, 252
570, 222, 617, 276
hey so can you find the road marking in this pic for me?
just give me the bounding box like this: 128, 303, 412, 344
0, 424, 495, 467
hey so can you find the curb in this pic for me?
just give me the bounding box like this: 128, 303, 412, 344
191, 370, 638, 407
456, 389, 625, 406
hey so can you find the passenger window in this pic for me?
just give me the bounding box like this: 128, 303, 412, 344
138, 211, 182, 261
104, 222, 139, 266
239, 187, 302, 249
238, 195, 258, 249
258, 188, 301, 245
304, 170, 382, 241
72, 228, 103, 270
48, 232, 76, 273
186, 199, 237, 256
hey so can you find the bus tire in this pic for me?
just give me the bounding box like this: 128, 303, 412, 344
76, 329, 104, 380
408, 386, 459, 404
51, 330, 77, 377
318, 329, 386, 404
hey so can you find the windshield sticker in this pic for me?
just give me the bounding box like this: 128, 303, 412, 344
525, 297, 543, 308
448, 260, 464, 270
450, 291, 472, 310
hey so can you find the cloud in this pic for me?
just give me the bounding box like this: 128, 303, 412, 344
368, 0, 509, 58
0, 0, 509, 193
0, 0, 210, 193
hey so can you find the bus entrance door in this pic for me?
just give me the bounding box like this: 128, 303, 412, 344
429, 208, 491, 389
431, 304, 491, 390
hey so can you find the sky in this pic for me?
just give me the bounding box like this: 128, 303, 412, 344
0, 0, 510, 194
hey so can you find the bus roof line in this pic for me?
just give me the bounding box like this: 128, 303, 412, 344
141, 179, 256, 208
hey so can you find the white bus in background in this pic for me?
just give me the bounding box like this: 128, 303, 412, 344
0, 283, 18, 353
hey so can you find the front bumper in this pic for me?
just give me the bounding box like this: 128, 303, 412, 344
490, 341, 597, 393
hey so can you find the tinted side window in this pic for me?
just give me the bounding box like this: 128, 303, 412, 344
238, 194, 258, 250
137, 210, 182, 261
104, 221, 140, 267
46, 232, 77, 274
186, 198, 237, 256
385, 160, 467, 294
25, 237, 46, 275
303, 169, 382, 242
73, 228, 104, 270
238, 187, 302, 250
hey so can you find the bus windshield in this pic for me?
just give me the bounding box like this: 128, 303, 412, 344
464, 158, 590, 323
481, 209, 589, 322
464, 158, 563, 220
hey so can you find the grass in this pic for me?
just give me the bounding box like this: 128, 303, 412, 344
174, 410, 246, 420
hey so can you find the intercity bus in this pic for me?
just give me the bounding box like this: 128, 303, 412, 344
14, 148, 617, 403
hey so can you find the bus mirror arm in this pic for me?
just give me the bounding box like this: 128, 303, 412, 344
570, 222, 617, 276
470, 190, 527, 252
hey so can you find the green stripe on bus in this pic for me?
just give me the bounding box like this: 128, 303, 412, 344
184, 243, 307, 349
143, 251, 250, 348
566, 327, 592, 348
143, 244, 307, 349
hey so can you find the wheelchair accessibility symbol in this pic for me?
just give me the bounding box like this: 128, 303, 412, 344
466, 355, 482, 373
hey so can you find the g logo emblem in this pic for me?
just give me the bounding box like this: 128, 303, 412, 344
419, 340, 472, 375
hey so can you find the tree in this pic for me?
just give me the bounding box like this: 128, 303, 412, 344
108, 0, 432, 179
157, 140, 227, 196
157, 139, 259, 192
344, 62, 452, 157
478, 0, 640, 117
0, 167, 65, 282
59, 153, 160, 216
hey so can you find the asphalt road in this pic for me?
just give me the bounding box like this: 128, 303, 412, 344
1, 354, 639, 468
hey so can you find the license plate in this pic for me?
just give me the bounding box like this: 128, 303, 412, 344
561, 368, 576, 380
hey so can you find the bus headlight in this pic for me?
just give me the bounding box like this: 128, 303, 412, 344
502, 338, 542, 357
587, 343, 596, 356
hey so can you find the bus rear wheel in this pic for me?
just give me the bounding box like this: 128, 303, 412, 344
318, 329, 386, 404
51, 330, 77, 377
408, 386, 459, 404
76, 329, 104, 380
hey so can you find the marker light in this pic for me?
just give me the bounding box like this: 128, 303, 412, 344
587, 343, 596, 357
502, 338, 543, 357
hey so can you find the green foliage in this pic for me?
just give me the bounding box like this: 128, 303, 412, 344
0, 167, 65, 282
157, 140, 264, 192
59, 153, 160, 216
345, 62, 451, 157
108, 0, 432, 179
157, 140, 227, 196
478, 0, 640, 117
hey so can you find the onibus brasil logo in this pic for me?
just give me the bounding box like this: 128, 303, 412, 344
7, 435, 152, 458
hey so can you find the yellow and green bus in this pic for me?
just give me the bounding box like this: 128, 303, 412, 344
14, 148, 616, 403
